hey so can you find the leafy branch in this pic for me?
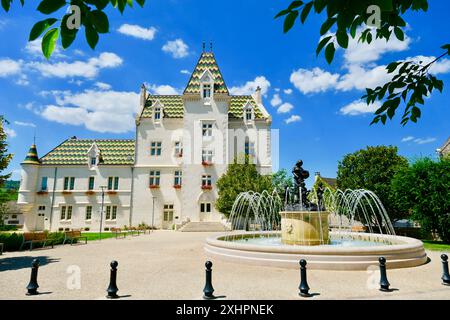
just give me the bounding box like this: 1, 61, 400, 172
1, 0, 146, 58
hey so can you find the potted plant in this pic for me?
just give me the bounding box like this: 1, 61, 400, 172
201, 185, 212, 190
173, 184, 182, 189
85, 190, 95, 195
149, 185, 160, 189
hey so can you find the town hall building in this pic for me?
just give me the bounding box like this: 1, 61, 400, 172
17, 49, 272, 232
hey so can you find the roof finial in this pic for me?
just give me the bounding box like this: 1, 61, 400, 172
210, 41, 213, 52
33, 129, 36, 145
202, 41, 205, 52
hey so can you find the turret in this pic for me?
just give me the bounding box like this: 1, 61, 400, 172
18, 144, 40, 206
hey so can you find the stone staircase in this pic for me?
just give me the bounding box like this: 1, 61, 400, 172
179, 222, 230, 232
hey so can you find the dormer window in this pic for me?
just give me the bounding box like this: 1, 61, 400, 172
245, 108, 253, 121
154, 107, 161, 121
203, 84, 211, 99
87, 142, 100, 169
90, 157, 97, 166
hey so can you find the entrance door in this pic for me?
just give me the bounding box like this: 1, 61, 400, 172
35, 213, 45, 231
199, 202, 212, 222
162, 204, 174, 229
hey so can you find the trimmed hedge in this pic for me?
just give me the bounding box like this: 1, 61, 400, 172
0, 231, 66, 252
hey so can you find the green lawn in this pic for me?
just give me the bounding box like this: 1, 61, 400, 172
81, 232, 118, 241
422, 240, 450, 251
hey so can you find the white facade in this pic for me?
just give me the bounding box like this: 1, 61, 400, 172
17, 50, 272, 231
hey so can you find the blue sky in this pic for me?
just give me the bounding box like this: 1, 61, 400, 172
0, 0, 449, 185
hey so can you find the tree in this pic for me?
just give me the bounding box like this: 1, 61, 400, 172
336, 145, 408, 222
276, 0, 449, 125
271, 168, 293, 195
390, 158, 450, 243
0, 116, 13, 190
216, 157, 272, 217
1, 0, 146, 58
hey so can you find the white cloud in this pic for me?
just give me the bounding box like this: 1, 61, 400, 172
277, 102, 294, 114
14, 121, 36, 127
117, 24, 157, 41
414, 137, 436, 144
270, 93, 282, 107
0, 59, 22, 77
29, 52, 122, 79
229, 76, 271, 96
180, 69, 190, 75
94, 82, 112, 90
162, 39, 189, 58
335, 64, 393, 92
285, 115, 301, 124
39, 88, 140, 133
290, 67, 339, 94
147, 84, 180, 95
401, 136, 414, 142
4, 127, 16, 138
406, 55, 450, 75
284, 88, 293, 95
339, 100, 381, 116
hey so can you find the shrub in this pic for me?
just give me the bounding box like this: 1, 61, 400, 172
0, 232, 23, 251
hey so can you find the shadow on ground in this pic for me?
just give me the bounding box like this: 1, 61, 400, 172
0, 256, 60, 272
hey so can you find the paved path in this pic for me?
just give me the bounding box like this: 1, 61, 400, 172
0, 231, 448, 300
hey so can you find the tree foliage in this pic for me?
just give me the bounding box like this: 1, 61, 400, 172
0, 116, 13, 191
336, 145, 408, 222
1, 0, 146, 58
390, 158, 450, 243
216, 157, 273, 217
271, 168, 293, 195
276, 0, 449, 125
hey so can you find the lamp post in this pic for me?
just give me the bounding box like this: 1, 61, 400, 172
99, 186, 107, 241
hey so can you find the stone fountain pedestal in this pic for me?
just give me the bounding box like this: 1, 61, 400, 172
280, 211, 330, 245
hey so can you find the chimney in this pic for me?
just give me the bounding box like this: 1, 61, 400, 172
140, 83, 147, 109
254, 86, 262, 105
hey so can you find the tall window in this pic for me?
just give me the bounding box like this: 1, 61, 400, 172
85, 206, 92, 220
202, 123, 213, 137
149, 170, 161, 186
200, 202, 212, 214
245, 140, 255, 157
174, 141, 183, 156
174, 171, 182, 186
202, 149, 213, 163
154, 107, 161, 120
90, 157, 97, 165
105, 205, 117, 220
108, 177, 119, 190
201, 174, 212, 187
41, 177, 48, 191
245, 108, 253, 121
163, 204, 174, 222
60, 206, 72, 220
88, 177, 95, 190
202, 84, 211, 98
150, 142, 162, 156
64, 177, 75, 190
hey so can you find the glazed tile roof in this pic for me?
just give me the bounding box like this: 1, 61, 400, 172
229, 96, 264, 119
183, 52, 229, 95
141, 95, 184, 118
40, 138, 135, 165
22, 144, 40, 164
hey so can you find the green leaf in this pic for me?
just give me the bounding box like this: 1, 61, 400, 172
320, 17, 336, 36
441, 44, 450, 55
85, 25, 99, 49
91, 10, 109, 33
336, 30, 348, 48
283, 11, 299, 33
117, 0, 126, 13
324, 42, 335, 64
288, 0, 303, 10
41, 28, 59, 59
313, 0, 327, 13
60, 14, 78, 49
136, 0, 145, 7
29, 18, 58, 41
394, 27, 404, 41
37, 0, 67, 14
300, 1, 313, 23
1, 0, 12, 12
411, 106, 421, 119
274, 9, 290, 19
316, 35, 331, 55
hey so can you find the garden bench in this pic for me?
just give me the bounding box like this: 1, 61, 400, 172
128, 227, 143, 236
19, 232, 54, 251
111, 227, 126, 239
63, 230, 88, 245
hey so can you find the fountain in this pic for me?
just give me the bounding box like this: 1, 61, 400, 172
205, 160, 427, 270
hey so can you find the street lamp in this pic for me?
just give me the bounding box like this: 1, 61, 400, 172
99, 185, 107, 241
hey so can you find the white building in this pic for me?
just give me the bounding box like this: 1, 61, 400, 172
17, 50, 272, 232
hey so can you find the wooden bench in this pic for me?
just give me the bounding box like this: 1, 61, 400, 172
63, 230, 88, 245
19, 232, 54, 251
111, 227, 126, 239
128, 226, 144, 236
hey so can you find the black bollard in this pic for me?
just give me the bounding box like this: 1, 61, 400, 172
298, 259, 311, 297
379, 257, 390, 292
203, 261, 215, 300
26, 258, 40, 296
441, 254, 450, 286
106, 260, 119, 299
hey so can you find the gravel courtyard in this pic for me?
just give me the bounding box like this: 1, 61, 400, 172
0, 231, 448, 300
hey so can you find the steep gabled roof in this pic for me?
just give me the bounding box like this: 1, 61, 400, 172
229, 96, 264, 119
141, 95, 184, 118
183, 52, 229, 95
22, 144, 40, 164
40, 138, 135, 165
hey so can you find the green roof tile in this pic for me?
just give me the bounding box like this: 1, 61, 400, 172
40, 139, 135, 165
141, 95, 184, 118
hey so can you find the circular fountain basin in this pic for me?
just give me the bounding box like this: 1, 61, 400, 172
205, 231, 428, 270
